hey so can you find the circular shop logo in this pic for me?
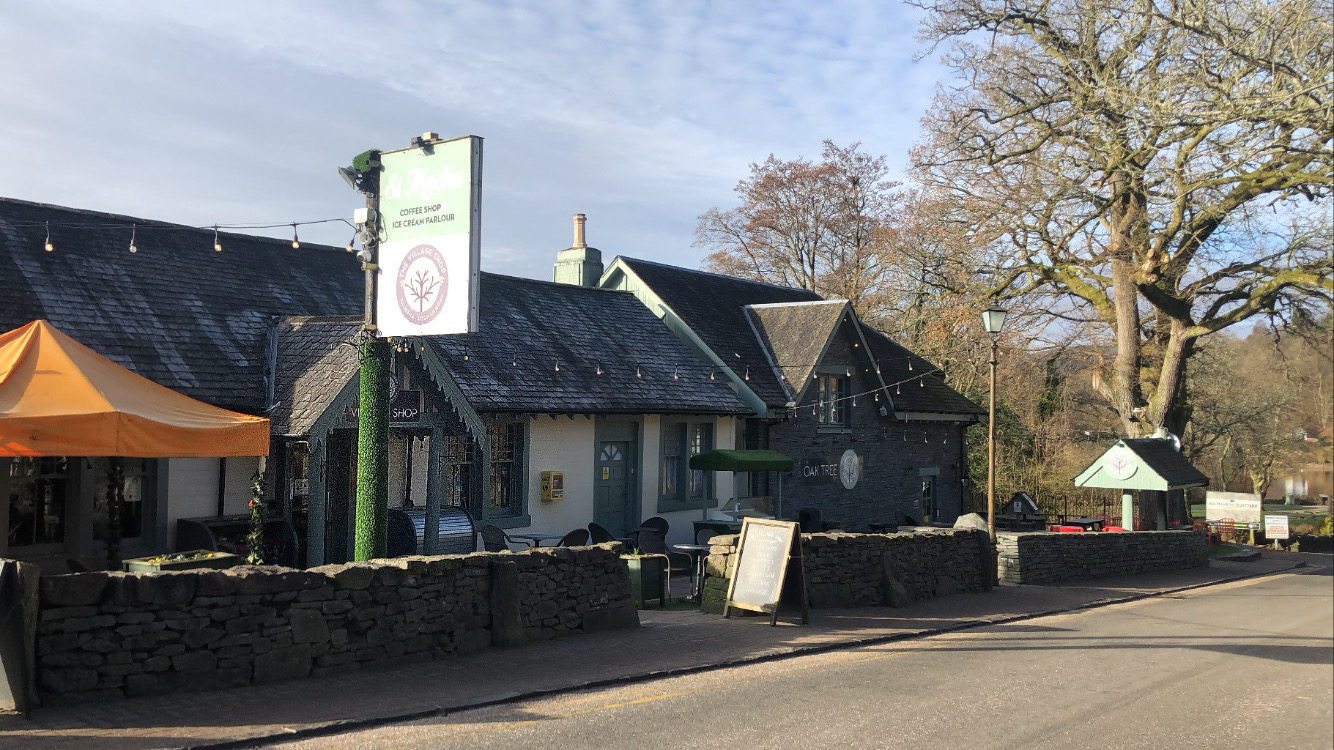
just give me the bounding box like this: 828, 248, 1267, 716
396, 244, 449, 325
838, 449, 860, 490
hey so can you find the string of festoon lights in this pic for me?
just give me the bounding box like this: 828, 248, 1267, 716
16, 217, 359, 254
385, 337, 945, 413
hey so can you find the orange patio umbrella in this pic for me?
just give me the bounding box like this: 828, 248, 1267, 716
0, 320, 269, 458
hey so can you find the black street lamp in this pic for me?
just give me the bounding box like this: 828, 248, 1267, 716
981, 304, 1007, 542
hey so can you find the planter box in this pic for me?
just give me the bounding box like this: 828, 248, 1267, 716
122, 550, 242, 573
623, 555, 668, 608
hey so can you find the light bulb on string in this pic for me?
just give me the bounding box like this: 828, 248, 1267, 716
345, 232, 356, 253
744, 366, 750, 381
896, 384, 901, 395
672, 367, 678, 380
511, 351, 517, 366
213, 226, 222, 252
920, 378, 925, 387
554, 361, 560, 372
908, 361, 913, 371
709, 368, 715, 381
128, 224, 137, 254
596, 363, 602, 375
636, 364, 642, 378
291, 224, 300, 249
463, 344, 469, 361
43, 222, 53, 252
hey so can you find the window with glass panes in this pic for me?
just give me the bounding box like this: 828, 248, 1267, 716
486, 423, 525, 517
92, 457, 147, 542
816, 373, 849, 427
6, 457, 70, 547
658, 419, 713, 512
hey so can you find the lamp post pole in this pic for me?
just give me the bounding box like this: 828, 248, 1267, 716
987, 336, 998, 542
980, 303, 1007, 545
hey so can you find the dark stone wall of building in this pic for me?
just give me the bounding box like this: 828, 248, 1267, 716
767, 326, 967, 530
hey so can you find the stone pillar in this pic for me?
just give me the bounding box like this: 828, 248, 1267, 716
1121, 490, 1134, 531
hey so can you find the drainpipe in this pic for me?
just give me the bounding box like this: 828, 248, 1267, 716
216, 457, 227, 516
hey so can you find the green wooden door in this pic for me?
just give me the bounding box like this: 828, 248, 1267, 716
595, 441, 632, 536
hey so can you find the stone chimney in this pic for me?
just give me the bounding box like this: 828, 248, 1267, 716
553, 213, 603, 287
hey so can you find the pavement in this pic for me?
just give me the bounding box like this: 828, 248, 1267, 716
1, 549, 1325, 750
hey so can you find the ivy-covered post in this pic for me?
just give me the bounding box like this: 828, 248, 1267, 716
246, 468, 266, 564
105, 457, 124, 571
355, 334, 390, 560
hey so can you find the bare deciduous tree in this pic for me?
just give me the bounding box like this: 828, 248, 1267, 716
912, 0, 1334, 438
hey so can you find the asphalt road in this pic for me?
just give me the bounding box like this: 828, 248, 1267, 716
268, 568, 1334, 750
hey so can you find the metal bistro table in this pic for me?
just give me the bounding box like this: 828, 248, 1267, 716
672, 543, 712, 603
1060, 517, 1105, 532
507, 532, 566, 547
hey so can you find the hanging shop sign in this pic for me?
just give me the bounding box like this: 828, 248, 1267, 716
376, 135, 482, 337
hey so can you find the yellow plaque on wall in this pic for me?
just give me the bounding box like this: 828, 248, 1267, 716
540, 471, 565, 502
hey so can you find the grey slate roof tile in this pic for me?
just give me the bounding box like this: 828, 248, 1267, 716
1121, 438, 1210, 488
0, 197, 364, 414
744, 301, 849, 401
861, 325, 985, 417
429, 274, 750, 415
616, 258, 822, 407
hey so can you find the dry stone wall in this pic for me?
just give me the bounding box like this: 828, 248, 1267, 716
996, 530, 1207, 585
33, 544, 635, 704
700, 528, 991, 613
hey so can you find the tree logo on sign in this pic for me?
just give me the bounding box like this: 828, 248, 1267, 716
396, 243, 448, 325
839, 449, 860, 489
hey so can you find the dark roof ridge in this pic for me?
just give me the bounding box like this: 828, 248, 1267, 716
280, 314, 362, 325
615, 256, 823, 296
0, 195, 346, 253
745, 299, 848, 309
482, 271, 633, 294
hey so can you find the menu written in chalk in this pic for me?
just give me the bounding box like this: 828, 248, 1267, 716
724, 518, 808, 625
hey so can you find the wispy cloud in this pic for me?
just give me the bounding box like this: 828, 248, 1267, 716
0, 0, 942, 278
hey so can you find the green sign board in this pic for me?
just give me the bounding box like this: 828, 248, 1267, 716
376, 136, 482, 336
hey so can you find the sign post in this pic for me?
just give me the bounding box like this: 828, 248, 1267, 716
1264, 515, 1289, 549
341, 133, 482, 562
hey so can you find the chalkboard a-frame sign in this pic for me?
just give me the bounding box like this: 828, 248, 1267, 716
723, 518, 809, 626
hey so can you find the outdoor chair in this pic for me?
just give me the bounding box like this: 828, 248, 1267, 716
636, 530, 692, 576
638, 516, 669, 537
557, 528, 590, 546
479, 524, 534, 552
386, 508, 418, 557
587, 521, 620, 545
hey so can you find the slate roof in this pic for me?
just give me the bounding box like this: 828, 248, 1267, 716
270, 317, 361, 435
426, 274, 751, 415
861, 325, 985, 417
1121, 438, 1210, 488
0, 197, 363, 414
743, 301, 850, 402
614, 258, 822, 407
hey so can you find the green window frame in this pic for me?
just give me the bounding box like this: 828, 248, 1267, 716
658, 418, 714, 513
815, 372, 850, 429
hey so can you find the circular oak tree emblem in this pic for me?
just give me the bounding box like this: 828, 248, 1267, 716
839, 449, 861, 490
396, 243, 448, 325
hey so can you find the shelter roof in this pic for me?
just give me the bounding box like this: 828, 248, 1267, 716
1073, 438, 1209, 491
0, 197, 363, 414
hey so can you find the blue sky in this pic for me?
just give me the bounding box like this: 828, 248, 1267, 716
0, 1, 944, 280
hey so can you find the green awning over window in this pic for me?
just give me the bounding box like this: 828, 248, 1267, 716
688, 449, 794, 472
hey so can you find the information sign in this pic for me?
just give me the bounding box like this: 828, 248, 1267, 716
1264, 514, 1289, 540
1205, 491, 1263, 528
723, 518, 808, 626
376, 136, 482, 337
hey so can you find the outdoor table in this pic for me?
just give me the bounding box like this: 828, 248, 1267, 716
672, 543, 712, 602
1061, 517, 1104, 532
508, 532, 566, 547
